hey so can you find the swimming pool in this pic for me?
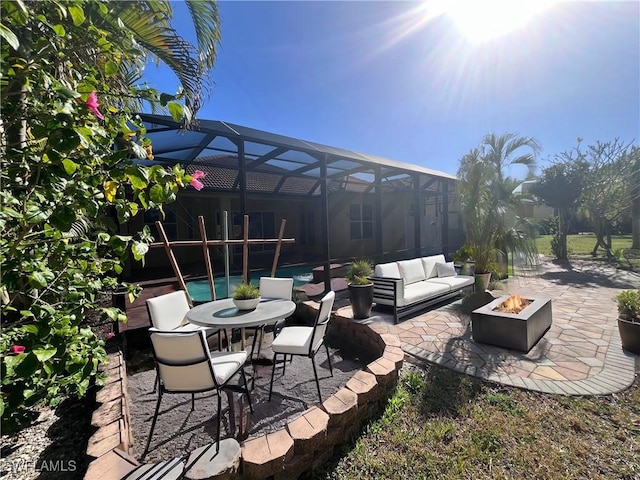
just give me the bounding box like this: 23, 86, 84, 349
186, 265, 314, 302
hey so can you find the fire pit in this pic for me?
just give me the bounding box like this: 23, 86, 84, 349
471, 295, 552, 352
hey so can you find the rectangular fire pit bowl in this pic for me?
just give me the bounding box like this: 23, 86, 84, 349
471, 295, 552, 352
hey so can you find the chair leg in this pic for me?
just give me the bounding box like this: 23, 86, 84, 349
240, 367, 254, 413
325, 343, 333, 376
269, 353, 278, 401
191, 393, 195, 411
142, 390, 163, 459
222, 329, 229, 351
250, 327, 260, 360
311, 355, 322, 403
216, 392, 222, 453
256, 327, 264, 358
282, 354, 287, 376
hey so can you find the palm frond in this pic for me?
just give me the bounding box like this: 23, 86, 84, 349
185, 0, 221, 71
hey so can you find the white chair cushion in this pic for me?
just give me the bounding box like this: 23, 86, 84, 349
158, 361, 216, 391
271, 326, 314, 355
436, 261, 457, 278
173, 323, 218, 337
210, 351, 248, 384
421, 255, 446, 279
398, 259, 426, 285
147, 291, 190, 330
374, 262, 400, 278
259, 277, 294, 300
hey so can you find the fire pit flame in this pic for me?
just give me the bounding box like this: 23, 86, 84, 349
495, 294, 531, 314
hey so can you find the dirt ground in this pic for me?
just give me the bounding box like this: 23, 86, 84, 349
127, 332, 366, 463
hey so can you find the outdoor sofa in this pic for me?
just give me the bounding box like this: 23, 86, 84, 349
371, 254, 475, 323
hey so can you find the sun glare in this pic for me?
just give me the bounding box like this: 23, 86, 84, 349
434, 0, 556, 43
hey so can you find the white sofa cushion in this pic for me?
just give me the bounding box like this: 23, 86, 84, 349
421, 254, 446, 279
400, 281, 450, 307
398, 259, 426, 285
428, 275, 474, 290
436, 261, 457, 278
374, 262, 400, 278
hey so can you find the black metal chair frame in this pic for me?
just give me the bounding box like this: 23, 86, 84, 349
143, 330, 253, 459
268, 291, 334, 403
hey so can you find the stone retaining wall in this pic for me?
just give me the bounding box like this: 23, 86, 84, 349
84, 301, 404, 480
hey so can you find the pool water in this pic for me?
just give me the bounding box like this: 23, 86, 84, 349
186, 265, 313, 302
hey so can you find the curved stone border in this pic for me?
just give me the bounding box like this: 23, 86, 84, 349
84, 301, 404, 479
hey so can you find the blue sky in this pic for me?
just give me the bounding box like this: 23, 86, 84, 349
145, 1, 639, 177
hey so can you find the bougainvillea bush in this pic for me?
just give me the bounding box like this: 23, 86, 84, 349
0, 0, 219, 431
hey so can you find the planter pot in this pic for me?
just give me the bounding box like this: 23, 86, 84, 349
233, 297, 261, 311
475, 272, 492, 291
348, 283, 373, 319
618, 316, 640, 355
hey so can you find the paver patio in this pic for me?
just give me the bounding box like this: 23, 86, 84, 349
337, 258, 639, 395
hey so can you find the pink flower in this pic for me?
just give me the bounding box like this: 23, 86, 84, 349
86, 91, 104, 120
10, 345, 25, 355
106, 332, 115, 340
190, 170, 206, 191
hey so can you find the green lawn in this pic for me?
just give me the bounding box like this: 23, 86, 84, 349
535, 234, 640, 274
307, 366, 640, 480
535, 234, 633, 257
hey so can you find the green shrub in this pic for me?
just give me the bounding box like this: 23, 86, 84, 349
1, 0, 215, 432
614, 290, 640, 322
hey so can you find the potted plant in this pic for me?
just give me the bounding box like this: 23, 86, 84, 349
456, 137, 539, 293
345, 259, 374, 319
614, 289, 640, 355
232, 282, 261, 310
468, 242, 497, 291
453, 244, 474, 275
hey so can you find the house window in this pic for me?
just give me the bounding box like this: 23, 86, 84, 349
144, 207, 177, 240
232, 211, 276, 252
350, 204, 373, 240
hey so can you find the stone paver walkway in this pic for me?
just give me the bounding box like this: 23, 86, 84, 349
337, 259, 639, 395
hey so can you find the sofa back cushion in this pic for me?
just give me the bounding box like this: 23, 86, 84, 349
398, 258, 426, 285
374, 262, 401, 278
436, 261, 457, 278
422, 254, 446, 279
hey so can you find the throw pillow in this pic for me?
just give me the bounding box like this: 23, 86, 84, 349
436, 261, 457, 278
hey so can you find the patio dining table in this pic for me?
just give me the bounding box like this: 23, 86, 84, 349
186, 297, 296, 350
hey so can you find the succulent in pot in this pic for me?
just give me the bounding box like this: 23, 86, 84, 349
346, 259, 374, 319
614, 289, 640, 355
232, 282, 261, 310
345, 259, 374, 286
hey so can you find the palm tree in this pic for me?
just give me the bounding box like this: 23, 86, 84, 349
456, 134, 540, 285
86, 0, 221, 122
482, 133, 541, 183
3, 0, 220, 131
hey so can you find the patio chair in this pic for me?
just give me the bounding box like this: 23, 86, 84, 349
268, 290, 335, 403
146, 290, 227, 350
120, 457, 184, 480
146, 290, 228, 393
248, 277, 294, 360
143, 329, 253, 458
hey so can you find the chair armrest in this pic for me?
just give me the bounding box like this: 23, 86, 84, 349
370, 276, 404, 304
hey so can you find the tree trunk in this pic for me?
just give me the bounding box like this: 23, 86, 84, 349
557, 210, 569, 261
